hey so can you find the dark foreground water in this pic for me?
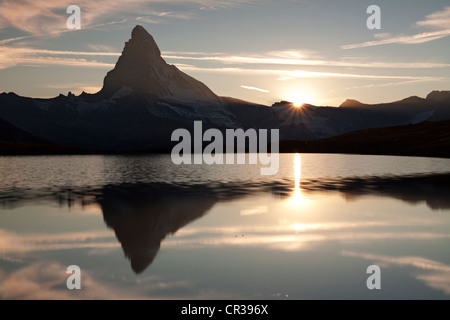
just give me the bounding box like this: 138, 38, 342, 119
1, 153, 450, 299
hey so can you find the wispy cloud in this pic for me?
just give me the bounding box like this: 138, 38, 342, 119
0, 260, 228, 299
1, 45, 446, 86
342, 6, 450, 49
0, 0, 147, 35
0, 55, 114, 69
0, 46, 115, 69
165, 49, 448, 85
41, 83, 102, 94
344, 78, 444, 91
0, 228, 117, 255
0, 35, 35, 45
342, 29, 450, 49
3, 47, 120, 56
163, 50, 450, 69
87, 44, 119, 53
416, 6, 450, 29
342, 251, 450, 295
0, 18, 129, 45
0, 261, 193, 299
240, 85, 269, 93
163, 227, 450, 253
178, 64, 445, 82
0, 0, 259, 36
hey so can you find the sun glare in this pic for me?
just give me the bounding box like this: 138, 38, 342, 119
286, 92, 313, 107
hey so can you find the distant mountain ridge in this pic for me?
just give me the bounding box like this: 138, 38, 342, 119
426, 90, 450, 102
339, 99, 366, 108
0, 25, 449, 152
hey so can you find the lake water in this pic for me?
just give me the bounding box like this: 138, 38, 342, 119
1, 153, 450, 299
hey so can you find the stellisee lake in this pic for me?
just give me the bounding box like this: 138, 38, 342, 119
1, 153, 450, 299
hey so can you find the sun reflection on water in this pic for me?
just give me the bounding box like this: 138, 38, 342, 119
290, 153, 309, 207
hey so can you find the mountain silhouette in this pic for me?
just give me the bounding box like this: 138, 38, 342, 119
99, 183, 216, 273
339, 99, 366, 108
0, 25, 449, 154
97, 25, 221, 103
427, 90, 450, 103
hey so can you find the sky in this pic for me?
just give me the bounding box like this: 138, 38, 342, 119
0, 0, 449, 107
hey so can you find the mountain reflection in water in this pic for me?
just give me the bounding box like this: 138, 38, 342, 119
1, 172, 449, 273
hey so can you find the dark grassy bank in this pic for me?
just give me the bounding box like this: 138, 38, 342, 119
279, 119, 450, 158
1, 119, 450, 158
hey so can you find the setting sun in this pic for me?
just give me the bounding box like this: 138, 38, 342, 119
286, 92, 313, 107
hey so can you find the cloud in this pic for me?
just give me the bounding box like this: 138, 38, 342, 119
163, 50, 450, 69
416, 6, 450, 29
0, 228, 118, 256
178, 64, 445, 82
165, 49, 448, 82
0, 0, 143, 35
162, 230, 450, 253
0, 0, 64, 35
0, 261, 147, 299
0, 35, 35, 45
342, 251, 450, 295
5, 45, 446, 82
161, 219, 450, 254
373, 32, 391, 39
240, 85, 269, 93
345, 78, 444, 91
240, 205, 269, 215
342, 6, 450, 49
41, 83, 102, 94
3, 47, 120, 56
0, 18, 129, 45
0, 0, 259, 36
0, 46, 115, 69
342, 30, 450, 49
87, 44, 119, 53
0, 260, 213, 299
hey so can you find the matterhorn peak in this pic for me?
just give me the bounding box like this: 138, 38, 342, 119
129, 25, 161, 58
97, 25, 221, 103
131, 25, 150, 39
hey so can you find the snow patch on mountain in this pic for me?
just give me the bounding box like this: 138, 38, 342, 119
411, 110, 435, 124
